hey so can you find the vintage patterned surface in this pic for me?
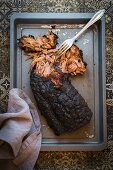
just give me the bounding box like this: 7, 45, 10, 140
0, 0, 113, 169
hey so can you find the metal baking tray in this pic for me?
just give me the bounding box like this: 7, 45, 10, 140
10, 13, 106, 151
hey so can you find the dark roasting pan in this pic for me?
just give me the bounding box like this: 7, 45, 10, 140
10, 13, 106, 151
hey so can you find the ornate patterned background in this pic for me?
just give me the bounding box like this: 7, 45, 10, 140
0, 0, 113, 169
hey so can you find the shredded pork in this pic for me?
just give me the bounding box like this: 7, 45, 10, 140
19, 31, 86, 86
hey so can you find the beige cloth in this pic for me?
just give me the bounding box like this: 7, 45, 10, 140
0, 88, 42, 170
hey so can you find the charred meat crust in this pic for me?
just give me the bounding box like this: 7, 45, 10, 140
30, 71, 93, 135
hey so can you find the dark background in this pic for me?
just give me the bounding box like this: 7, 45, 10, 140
0, 0, 113, 169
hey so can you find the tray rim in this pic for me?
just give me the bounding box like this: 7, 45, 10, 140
10, 13, 106, 151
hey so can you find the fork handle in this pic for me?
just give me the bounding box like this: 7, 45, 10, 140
72, 9, 105, 42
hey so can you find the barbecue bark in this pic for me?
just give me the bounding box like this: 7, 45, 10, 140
30, 71, 93, 135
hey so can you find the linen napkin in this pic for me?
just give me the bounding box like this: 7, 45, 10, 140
0, 88, 42, 170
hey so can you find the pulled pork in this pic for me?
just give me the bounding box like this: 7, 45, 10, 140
19, 31, 87, 85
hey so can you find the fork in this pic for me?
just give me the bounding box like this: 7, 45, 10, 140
56, 9, 105, 58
